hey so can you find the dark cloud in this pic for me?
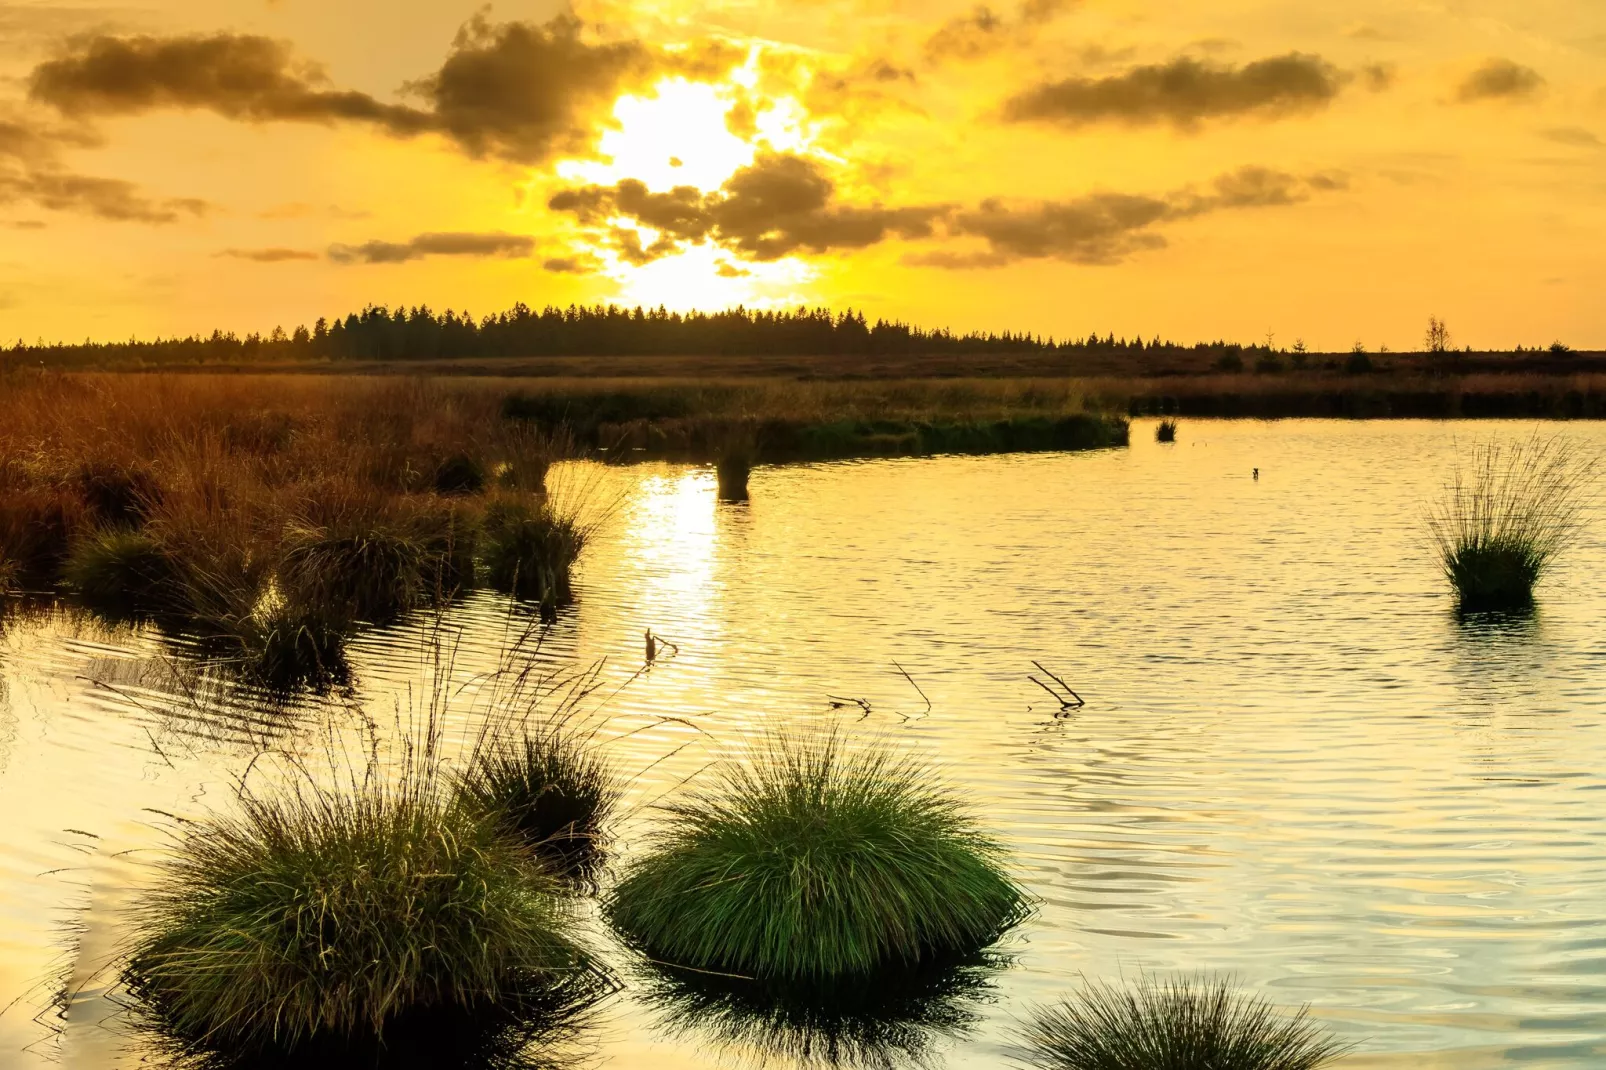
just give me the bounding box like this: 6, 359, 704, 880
925, 0, 1073, 62
328, 231, 537, 264
0, 168, 208, 222
1003, 52, 1348, 128
217, 247, 319, 262
0, 109, 206, 222
929, 166, 1343, 267
29, 33, 433, 133
550, 151, 946, 263
1455, 58, 1544, 103
542, 252, 604, 274
401, 14, 662, 163
1540, 126, 1602, 148
28, 15, 736, 166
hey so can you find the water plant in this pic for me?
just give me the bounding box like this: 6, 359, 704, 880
607, 732, 1028, 982
62, 529, 178, 615
454, 727, 620, 887
1155, 420, 1177, 444
1427, 435, 1594, 612
716, 444, 753, 501
123, 773, 609, 1062
278, 517, 427, 623
1022, 977, 1348, 1070
481, 499, 586, 606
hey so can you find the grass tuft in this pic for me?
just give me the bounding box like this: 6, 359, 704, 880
607, 732, 1028, 982
435, 452, 488, 496
1427, 435, 1594, 612
124, 778, 609, 1061
63, 529, 179, 614
1021, 977, 1348, 1070
454, 729, 620, 887
481, 499, 586, 606
279, 518, 426, 624
1155, 420, 1177, 444
716, 445, 753, 501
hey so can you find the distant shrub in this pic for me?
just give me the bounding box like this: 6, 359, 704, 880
1254, 355, 1285, 374
1023, 977, 1348, 1070
608, 733, 1028, 982
1344, 349, 1373, 375
1214, 352, 1244, 372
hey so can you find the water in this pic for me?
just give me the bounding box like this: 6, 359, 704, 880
5, 419, 1606, 1068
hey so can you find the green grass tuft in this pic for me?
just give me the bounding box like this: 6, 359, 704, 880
124, 779, 609, 1060
63, 529, 179, 614
1428, 435, 1594, 612
481, 499, 586, 606
454, 728, 620, 887
607, 733, 1028, 982
1021, 977, 1348, 1070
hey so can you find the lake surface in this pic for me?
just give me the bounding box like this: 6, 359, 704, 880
6, 419, 1606, 1069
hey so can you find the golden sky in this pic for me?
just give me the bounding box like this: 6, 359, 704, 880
1, 0, 1603, 350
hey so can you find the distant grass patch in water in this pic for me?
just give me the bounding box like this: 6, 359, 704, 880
1022, 977, 1349, 1070
716, 445, 752, 501
124, 777, 609, 1063
454, 728, 620, 888
1155, 419, 1177, 443
793, 414, 1128, 461
1428, 435, 1594, 613
607, 733, 1028, 983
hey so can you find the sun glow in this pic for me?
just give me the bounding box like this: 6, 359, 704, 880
551, 68, 820, 309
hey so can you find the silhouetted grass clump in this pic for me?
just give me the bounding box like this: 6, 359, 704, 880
608, 733, 1028, 982
435, 453, 488, 496
0, 484, 90, 583
75, 460, 162, 527
1022, 977, 1348, 1070
63, 530, 178, 615
481, 500, 586, 606
204, 597, 352, 689
279, 517, 427, 624
716, 446, 752, 501
1428, 436, 1594, 612
1155, 420, 1177, 444
455, 729, 620, 887
124, 779, 607, 1062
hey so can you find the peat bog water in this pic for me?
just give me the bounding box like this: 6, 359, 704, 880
5, 418, 1606, 1068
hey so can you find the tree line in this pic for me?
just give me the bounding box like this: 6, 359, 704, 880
5, 303, 1263, 366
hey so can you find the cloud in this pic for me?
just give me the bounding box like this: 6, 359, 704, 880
925, 0, 1073, 62
217, 247, 319, 262
28, 15, 736, 166
549, 151, 947, 263
1002, 52, 1349, 129
542, 252, 604, 273
327, 231, 536, 264
1540, 126, 1602, 148
0, 168, 208, 222
927, 166, 1343, 267
29, 32, 434, 134
1454, 58, 1544, 103
0, 112, 207, 222
401, 14, 665, 163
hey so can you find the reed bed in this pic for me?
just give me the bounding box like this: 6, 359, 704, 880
1022, 977, 1348, 1070
1427, 436, 1595, 612
607, 732, 1028, 982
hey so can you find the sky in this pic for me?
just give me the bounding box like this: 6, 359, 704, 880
0, 0, 1603, 350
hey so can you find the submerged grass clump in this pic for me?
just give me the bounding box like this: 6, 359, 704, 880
124, 779, 606, 1060
607, 733, 1028, 982
716, 445, 753, 501
1427, 435, 1594, 612
1022, 977, 1348, 1070
454, 729, 620, 887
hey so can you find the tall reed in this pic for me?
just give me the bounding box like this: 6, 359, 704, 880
1427, 435, 1595, 611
